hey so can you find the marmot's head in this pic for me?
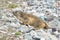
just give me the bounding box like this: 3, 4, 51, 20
12, 11, 23, 16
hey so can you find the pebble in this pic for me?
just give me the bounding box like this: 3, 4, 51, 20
58, 30, 60, 33
41, 37, 45, 40
52, 28, 56, 32
33, 38, 40, 40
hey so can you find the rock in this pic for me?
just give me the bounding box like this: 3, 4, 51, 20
33, 38, 40, 40
24, 33, 33, 40
52, 28, 56, 32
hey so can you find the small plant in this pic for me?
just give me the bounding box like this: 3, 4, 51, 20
15, 32, 21, 35
8, 4, 18, 8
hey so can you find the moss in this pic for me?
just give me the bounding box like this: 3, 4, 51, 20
8, 4, 18, 8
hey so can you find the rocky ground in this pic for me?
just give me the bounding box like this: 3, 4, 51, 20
0, 0, 60, 40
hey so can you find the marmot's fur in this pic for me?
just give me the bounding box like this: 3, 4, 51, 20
13, 11, 49, 30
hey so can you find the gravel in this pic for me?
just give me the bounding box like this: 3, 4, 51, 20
0, 0, 60, 40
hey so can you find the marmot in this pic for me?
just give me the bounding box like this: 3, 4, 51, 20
12, 11, 49, 30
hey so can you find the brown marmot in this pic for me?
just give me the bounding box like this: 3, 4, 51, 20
12, 11, 49, 30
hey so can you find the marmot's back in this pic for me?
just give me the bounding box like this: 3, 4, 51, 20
13, 11, 49, 30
